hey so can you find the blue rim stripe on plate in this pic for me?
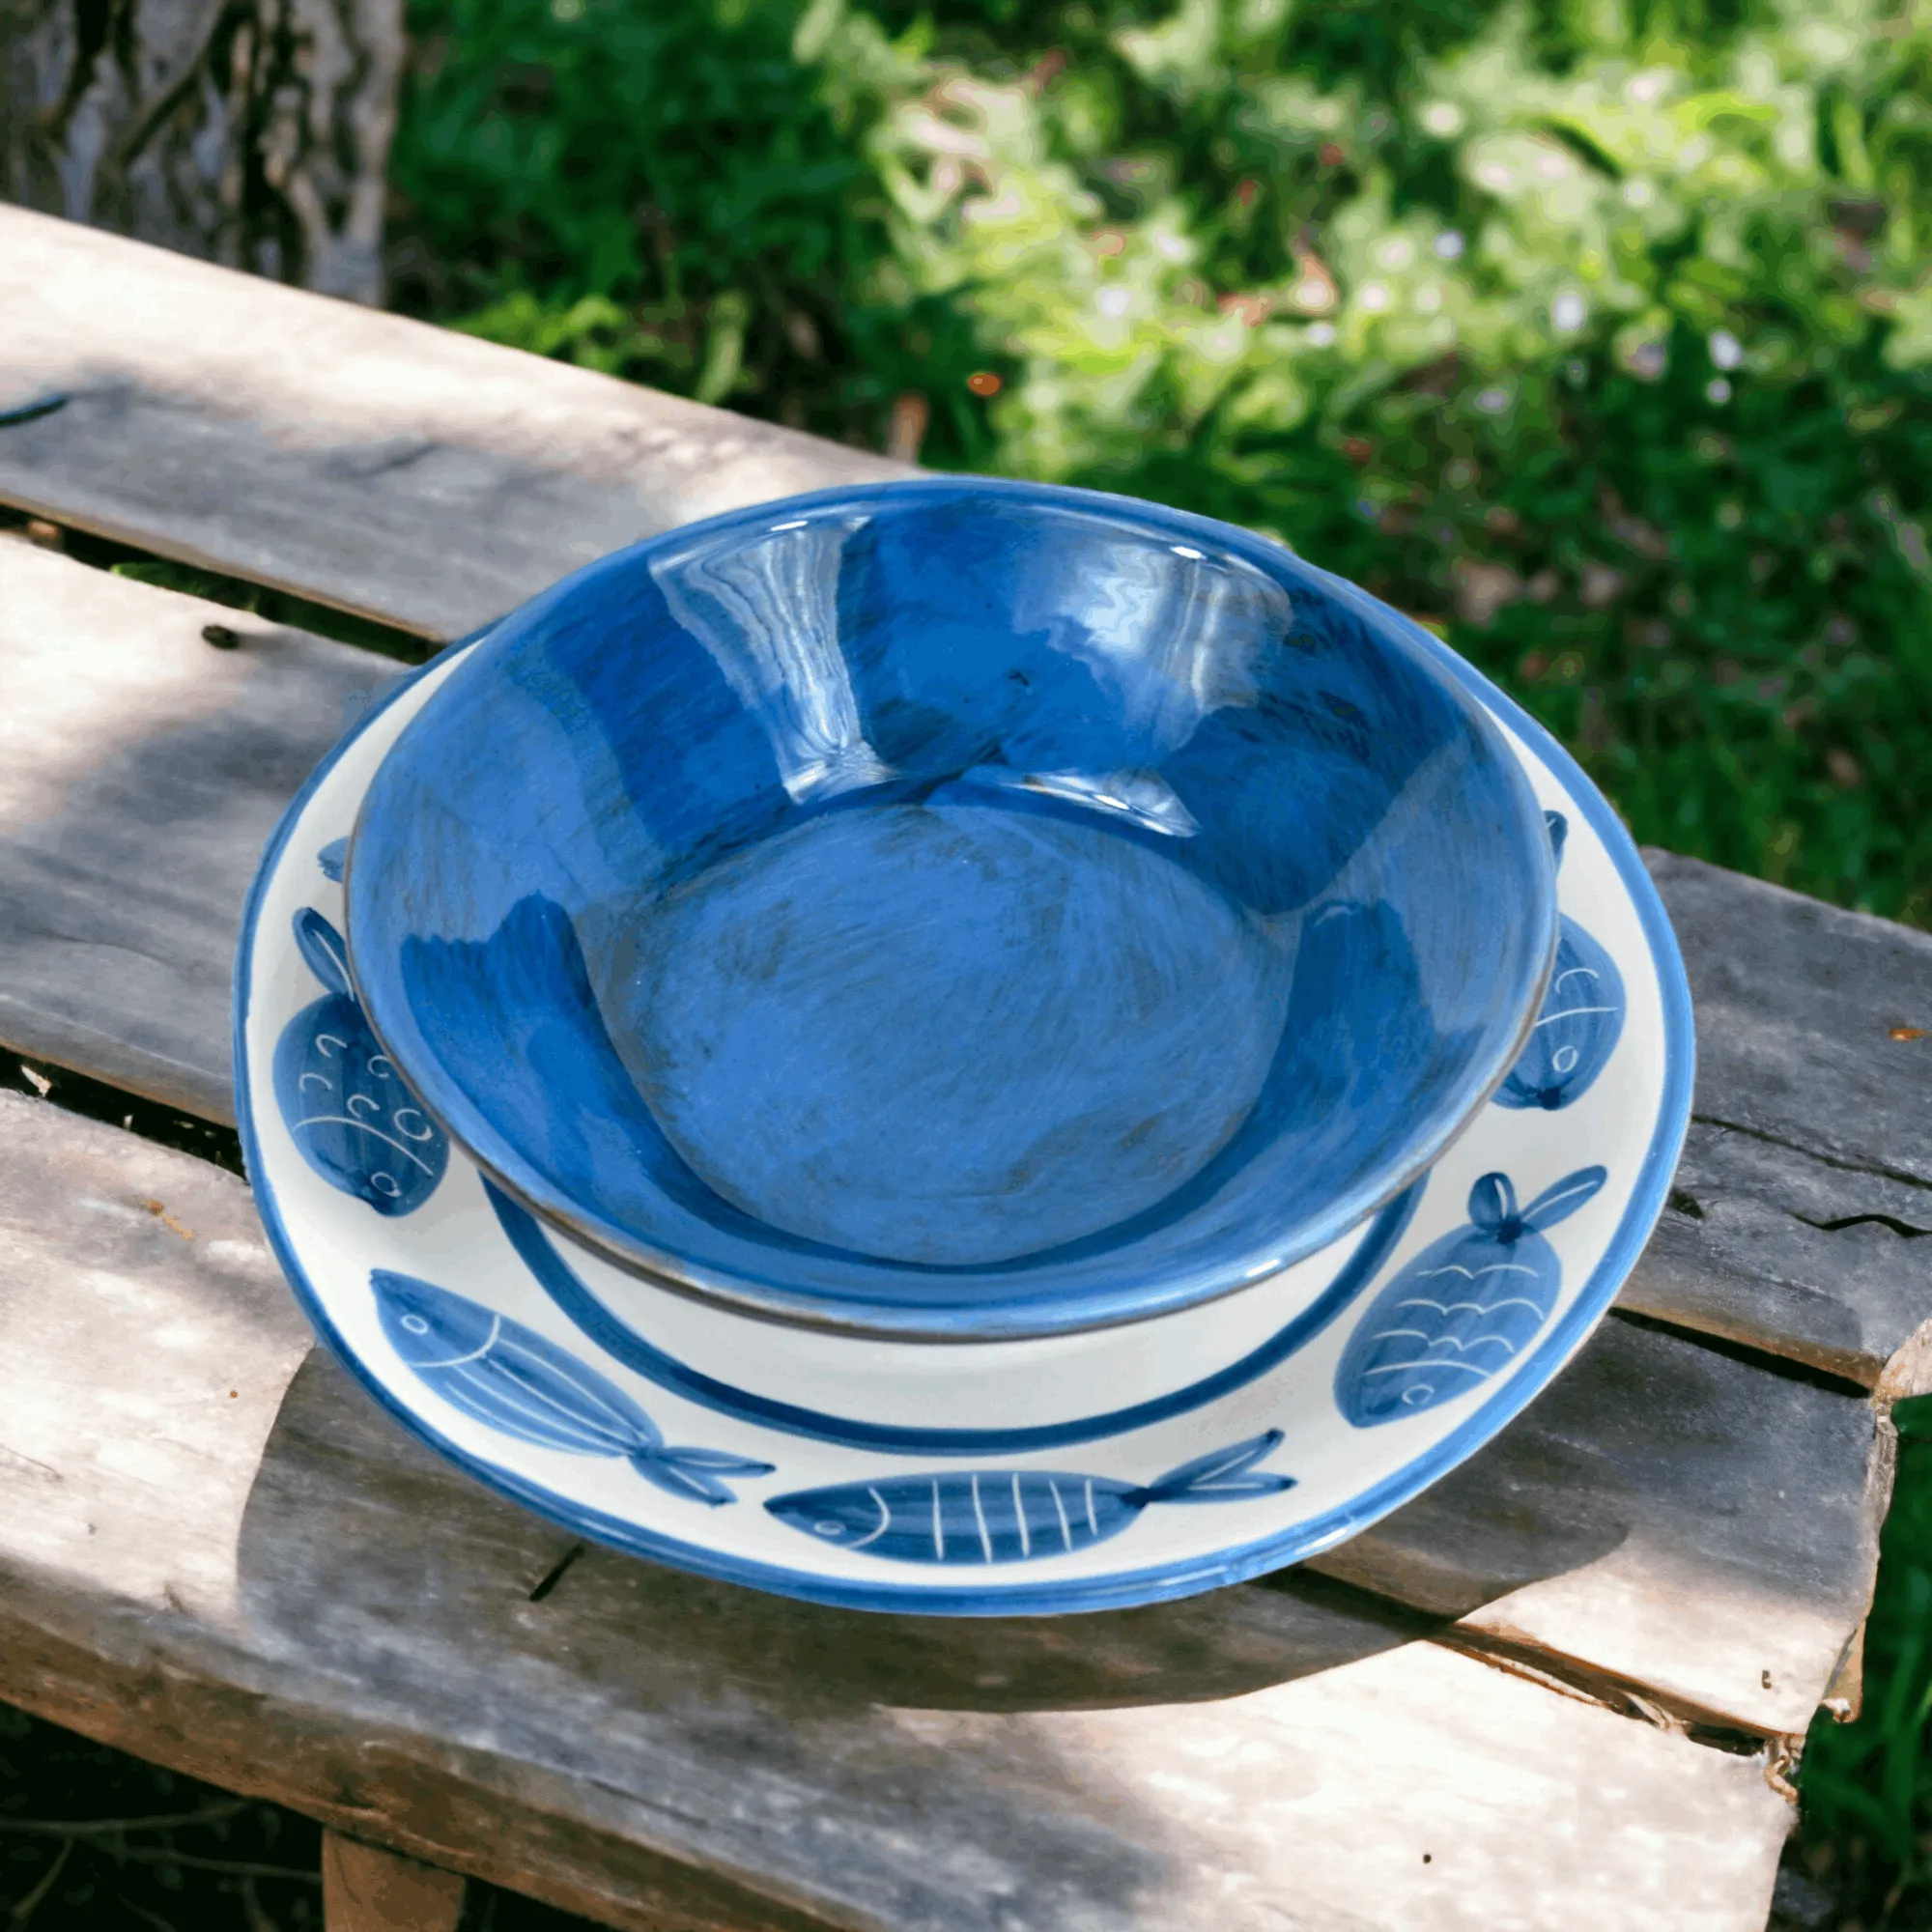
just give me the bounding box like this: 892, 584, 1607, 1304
233, 558, 1693, 1617
489, 1176, 1422, 1456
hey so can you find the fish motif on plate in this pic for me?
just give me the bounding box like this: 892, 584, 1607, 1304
764, 1432, 1293, 1564
374, 1271, 775, 1504
272, 908, 449, 1214
1495, 812, 1626, 1112
1334, 1166, 1606, 1426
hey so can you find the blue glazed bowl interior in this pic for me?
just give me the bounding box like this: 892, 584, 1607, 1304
345, 481, 1557, 1338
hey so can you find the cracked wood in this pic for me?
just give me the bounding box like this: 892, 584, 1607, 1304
1623, 853, 1932, 1387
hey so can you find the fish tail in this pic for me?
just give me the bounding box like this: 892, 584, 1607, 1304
1132, 1431, 1294, 1506
1519, 1165, 1608, 1233
631, 1444, 775, 1508
293, 908, 354, 996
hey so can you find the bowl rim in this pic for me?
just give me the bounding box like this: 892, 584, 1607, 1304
342, 475, 1560, 1341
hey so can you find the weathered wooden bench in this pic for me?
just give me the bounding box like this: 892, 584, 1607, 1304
1, 202, 1928, 1932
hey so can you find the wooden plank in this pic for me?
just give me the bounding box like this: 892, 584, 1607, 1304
1628, 1118, 1932, 1388
0, 546, 1892, 1737
0, 1092, 1795, 1932
0, 541, 397, 1123
1648, 852, 1932, 1183
5, 534, 1932, 1405
322, 1834, 466, 1932
0, 206, 909, 639
1621, 854, 1932, 1388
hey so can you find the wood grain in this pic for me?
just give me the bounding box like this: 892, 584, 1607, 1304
0, 1092, 1796, 1932
0, 206, 910, 638
322, 1833, 466, 1932
0, 541, 398, 1122
1627, 1118, 1932, 1388
1621, 853, 1932, 1388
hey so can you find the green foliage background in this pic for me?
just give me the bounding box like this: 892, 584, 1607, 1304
390, 0, 1932, 923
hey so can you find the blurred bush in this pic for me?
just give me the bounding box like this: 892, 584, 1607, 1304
390, 0, 1932, 921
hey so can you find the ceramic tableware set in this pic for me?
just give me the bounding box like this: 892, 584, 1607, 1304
234, 479, 1691, 1615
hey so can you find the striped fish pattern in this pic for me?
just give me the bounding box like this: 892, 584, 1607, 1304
1333, 1167, 1606, 1427
273, 909, 449, 1215
1496, 812, 1626, 1113
375, 1272, 774, 1505
763, 1433, 1292, 1565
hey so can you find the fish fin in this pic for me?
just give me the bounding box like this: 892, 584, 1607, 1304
632, 1445, 774, 1507
1544, 810, 1568, 868
1137, 1431, 1293, 1504
1519, 1165, 1607, 1233
1466, 1172, 1517, 1233
318, 837, 350, 883
293, 908, 354, 996
661, 1446, 777, 1474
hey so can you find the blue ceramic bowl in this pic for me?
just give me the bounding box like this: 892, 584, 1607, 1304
345, 480, 1557, 1339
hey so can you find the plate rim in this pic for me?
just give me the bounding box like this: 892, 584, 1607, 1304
234, 554, 1693, 1619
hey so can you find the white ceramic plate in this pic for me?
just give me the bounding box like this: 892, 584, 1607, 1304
236, 634, 1691, 1615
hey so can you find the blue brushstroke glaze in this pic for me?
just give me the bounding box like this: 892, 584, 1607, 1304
373, 1271, 774, 1505
1334, 1166, 1607, 1427
272, 909, 448, 1214
1496, 811, 1626, 1112
765, 1432, 1292, 1565
317, 837, 349, 883
346, 479, 1558, 1339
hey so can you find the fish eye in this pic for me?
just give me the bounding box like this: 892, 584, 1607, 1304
1552, 1045, 1578, 1073
811, 1520, 846, 1537
402, 1314, 430, 1335
371, 1173, 401, 1197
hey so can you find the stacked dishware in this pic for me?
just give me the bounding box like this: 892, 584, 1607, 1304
234, 479, 1690, 1614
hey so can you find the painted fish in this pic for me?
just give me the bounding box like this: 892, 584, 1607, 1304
764, 1432, 1292, 1565
1334, 1166, 1606, 1427
272, 908, 449, 1215
374, 1271, 774, 1505
1496, 811, 1626, 1112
